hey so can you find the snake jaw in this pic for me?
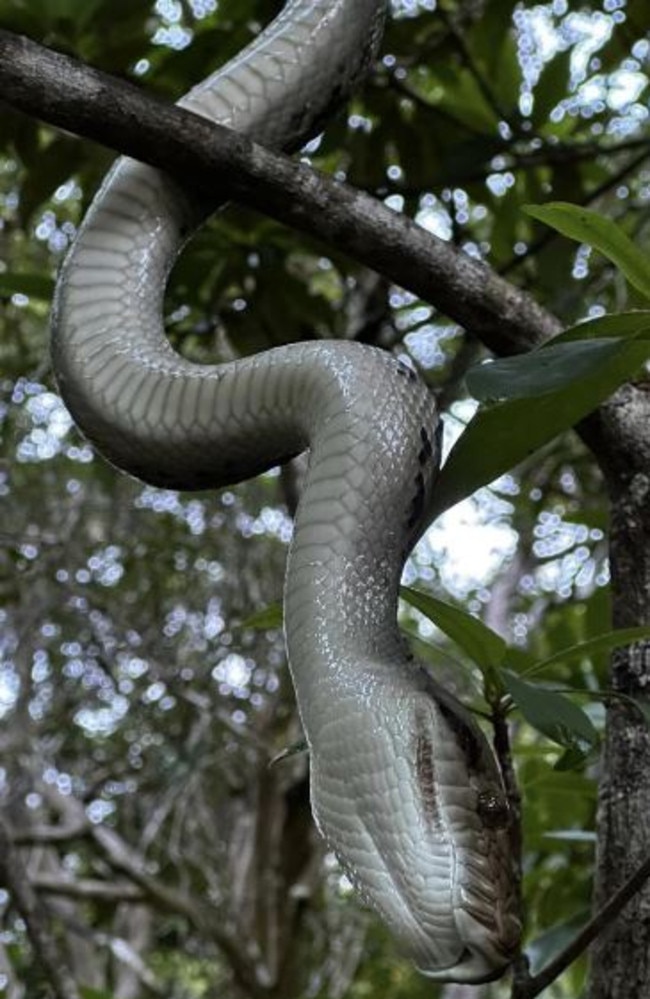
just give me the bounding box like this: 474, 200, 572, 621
307, 667, 521, 984
400, 679, 522, 980
425, 901, 522, 983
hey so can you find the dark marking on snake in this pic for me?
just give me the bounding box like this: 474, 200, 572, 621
435, 697, 483, 771
292, 78, 348, 140
414, 725, 441, 830
396, 359, 417, 382
418, 425, 440, 470
434, 419, 443, 456
406, 470, 426, 529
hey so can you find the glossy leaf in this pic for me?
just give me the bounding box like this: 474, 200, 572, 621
548, 310, 650, 345
240, 602, 283, 630
525, 202, 650, 301
432, 337, 650, 516
527, 910, 590, 975
524, 626, 650, 678
503, 671, 599, 753
400, 586, 506, 670
466, 337, 638, 402
467, 312, 650, 401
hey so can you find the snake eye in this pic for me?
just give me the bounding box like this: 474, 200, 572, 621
476, 790, 510, 829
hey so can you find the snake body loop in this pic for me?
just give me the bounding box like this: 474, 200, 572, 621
52, 0, 520, 981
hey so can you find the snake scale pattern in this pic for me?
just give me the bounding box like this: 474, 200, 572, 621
51, 0, 521, 981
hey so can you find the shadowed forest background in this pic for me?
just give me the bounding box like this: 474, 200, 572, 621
1, 1, 650, 997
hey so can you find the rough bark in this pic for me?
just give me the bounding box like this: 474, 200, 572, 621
588, 386, 650, 999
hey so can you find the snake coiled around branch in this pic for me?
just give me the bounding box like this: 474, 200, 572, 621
51, 0, 521, 981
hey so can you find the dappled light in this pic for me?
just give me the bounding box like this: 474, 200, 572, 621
0, 0, 649, 996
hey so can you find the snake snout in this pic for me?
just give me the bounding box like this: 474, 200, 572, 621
416, 904, 520, 983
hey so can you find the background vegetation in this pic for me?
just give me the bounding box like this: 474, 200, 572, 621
1, 0, 649, 997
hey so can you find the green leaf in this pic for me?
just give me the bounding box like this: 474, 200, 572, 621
269, 739, 308, 767
525, 626, 650, 678
525, 202, 650, 301
503, 670, 599, 753
542, 830, 596, 842
400, 586, 506, 670
527, 909, 590, 974
240, 602, 283, 630
467, 313, 650, 402
532, 50, 572, 127
548, 311, 650, 346
0, 272, 55, 301
466, 337, 643, 402
432, 337, 650, 516
553, 745, 592, 771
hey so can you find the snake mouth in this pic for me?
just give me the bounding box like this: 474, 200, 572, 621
417, 947, 510, 984
416, 903, 521, 983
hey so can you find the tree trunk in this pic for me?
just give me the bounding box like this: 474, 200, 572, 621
588, 386, 650, 998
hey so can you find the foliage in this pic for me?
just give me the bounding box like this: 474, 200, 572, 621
1, 0, 650, 997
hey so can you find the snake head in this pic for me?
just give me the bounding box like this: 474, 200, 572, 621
308, 663, 521, 983
413, 678, 522, 983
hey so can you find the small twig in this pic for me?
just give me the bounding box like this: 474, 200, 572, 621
11, 821, 88, 845
31, 875, 145, 902
491, 702, 524, 912
518, 851, 650, 998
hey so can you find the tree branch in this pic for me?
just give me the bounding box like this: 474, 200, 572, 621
11, 822, 88, 845
31, 875, 145, 902
36, 785, 271, 999
0, 28, 559, 359
6, 29, 639, 470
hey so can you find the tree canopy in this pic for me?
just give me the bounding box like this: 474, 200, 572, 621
1, 1, 650, 998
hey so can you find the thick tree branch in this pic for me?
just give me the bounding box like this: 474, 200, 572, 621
0, 28, 559, 359
8, 30, 642, 472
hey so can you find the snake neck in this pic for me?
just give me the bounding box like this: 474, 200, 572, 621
279, 344, 440, 735
49, 0, 437, 774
